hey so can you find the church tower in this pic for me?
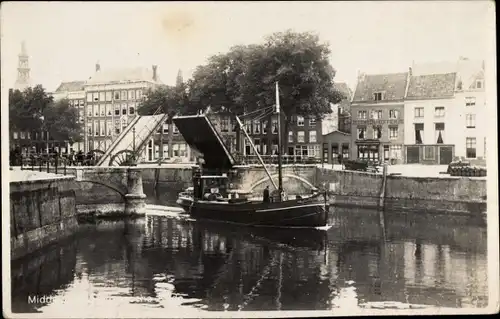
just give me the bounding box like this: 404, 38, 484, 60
14, 41, 31, 91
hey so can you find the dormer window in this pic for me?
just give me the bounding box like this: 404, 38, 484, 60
373, 92, 384, 101
476, 80, 483, 89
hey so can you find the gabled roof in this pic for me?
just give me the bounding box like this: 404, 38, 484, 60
86, 67, 162, 85
334, 82, 352, 100
406, 73, 457, 99
323, 130, 350, 137
55, 81, 86, 92
353, 72, 408, 103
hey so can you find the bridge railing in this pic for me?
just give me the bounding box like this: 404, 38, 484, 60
235, 155, 322, 165
16, 153, 71, 174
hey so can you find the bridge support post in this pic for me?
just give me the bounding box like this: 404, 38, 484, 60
124, 167, 146, 216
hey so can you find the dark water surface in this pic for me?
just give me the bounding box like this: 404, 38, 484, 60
11, 187, 488, 315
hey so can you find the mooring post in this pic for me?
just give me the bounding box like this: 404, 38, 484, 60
124, 167, 147, 216
378, 164, 388, 241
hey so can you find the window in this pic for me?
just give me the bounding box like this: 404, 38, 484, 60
476, 80, 483, 89
465, 97, 476, 106
373, 126, 382, 139
221, 117, 229, 132
358, 110, 367, 119
99, 92, 105, 102
424, 146, 435, 160
93, 104, 99, 116
288, 131, 293, 143
415, 123, 424, 144
128, 90, 135, 100
93, 92, 99, 102
86, 93, 92, 102
466, 137, 477, 158
87, 106, 92, 117
79, 100, 85, 107
297, 116, 304, 126
389, 145, 402, 160
389, 109, 398, 119
173, 144, 180, 157
254, 138, 261, 154
105, 91, 112, 101
121, 118, 127, 130
297, 131, 305, 143
389, 126, 398, 139
434, 107, 445, 117
244, 120, 251, 133
136, 90, 143, 100
94, 121, 99, 136
13, 132, 18, 139
87, 123, 92, 135
114, 91, 120, 100
129, 103, 135, 115
114, 104, 120, 116
163, 122, 169, 134
107, 120, 112, 136
309, 118, 316, 126
435, 123, 445, 144
100, 120, 105, 136
371, 110, 383, 120
79, 110, 84, 122
308, 145, 321, 158
466, 114, 476, 128
262, 120, 268, 134
121, 103, 127, 115
253, 121, 261, 134
414, 107, 424, 118
173, 125, 179, 135
357, 127, 366, 139
100, 104, 105, 116
121, 91, 127, 100
272, 119, 278, 134
309, 130, 317, 143
115, 120, 121, 134
106, 104, 112, 116
20, 131, 26, 139
179, 143, 187, 157
373, 92, 384, 101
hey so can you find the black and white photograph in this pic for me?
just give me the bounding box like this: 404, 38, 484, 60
1, 1, 498, 317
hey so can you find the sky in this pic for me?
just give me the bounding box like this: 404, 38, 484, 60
1, 1, 496, 92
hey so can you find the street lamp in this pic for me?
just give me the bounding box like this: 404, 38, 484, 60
132, 127, 136, 165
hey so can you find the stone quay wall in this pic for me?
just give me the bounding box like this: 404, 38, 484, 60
10, 176, 79, 260
316, 168, 487, 215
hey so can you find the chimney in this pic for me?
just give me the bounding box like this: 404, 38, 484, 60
152, 65, 158, 81
95, 62, 100, 72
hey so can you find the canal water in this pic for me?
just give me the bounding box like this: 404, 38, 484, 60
10, 186, 488, 315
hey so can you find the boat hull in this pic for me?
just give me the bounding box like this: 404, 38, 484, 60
176, 196, 328, 228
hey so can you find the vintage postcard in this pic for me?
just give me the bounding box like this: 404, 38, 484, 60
2, 1, 498, 318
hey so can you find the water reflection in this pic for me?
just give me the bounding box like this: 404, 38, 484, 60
11, 207, 488, 314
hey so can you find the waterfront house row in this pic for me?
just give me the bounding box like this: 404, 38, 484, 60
348, 58, 486, 165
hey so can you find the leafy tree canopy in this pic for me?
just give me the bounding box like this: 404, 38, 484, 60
9, 85, 82, 143
137, 30, 344, 125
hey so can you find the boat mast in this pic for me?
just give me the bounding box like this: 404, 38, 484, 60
235, 115, 279, 191
276, 82, 283, 195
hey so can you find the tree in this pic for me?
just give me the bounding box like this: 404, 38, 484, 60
9, 85, 54, 132
44, 99, 83, 143
137, 84, 188, 120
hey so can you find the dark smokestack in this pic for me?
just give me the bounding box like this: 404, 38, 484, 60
152, 65, 158, 81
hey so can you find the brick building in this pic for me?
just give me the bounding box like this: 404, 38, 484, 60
350, 72, 408, 163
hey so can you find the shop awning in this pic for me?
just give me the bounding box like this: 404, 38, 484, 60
172, 114, 235, 170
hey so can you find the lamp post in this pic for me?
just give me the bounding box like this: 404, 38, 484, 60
132, 127, 136, 165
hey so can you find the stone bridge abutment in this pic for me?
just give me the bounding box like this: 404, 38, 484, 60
72, 167, 146, 215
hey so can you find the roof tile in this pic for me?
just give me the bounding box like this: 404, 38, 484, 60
406, 73, 456, 99
353, 72, 408, 102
